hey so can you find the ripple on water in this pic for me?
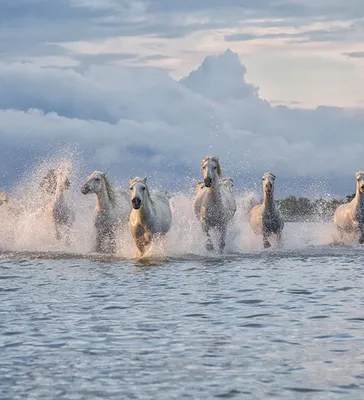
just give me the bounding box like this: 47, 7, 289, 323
1, 250, 364, 399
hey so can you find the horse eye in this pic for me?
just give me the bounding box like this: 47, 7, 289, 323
129, 187, 132, 191
213, 166, 217, 170
142, 187, 146, 190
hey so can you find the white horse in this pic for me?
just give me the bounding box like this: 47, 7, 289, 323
334, 171, 364, 244
193, 156, 236, 253
43, 162, 75, 246
250, 172, 284, 248
129, 176, 172, 258
81, 171, 130, 254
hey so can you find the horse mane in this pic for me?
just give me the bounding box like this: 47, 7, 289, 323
202, 156, 222, 177
356, 171, 364, 180
263, 171, 276, 180
103, 175, 117, 206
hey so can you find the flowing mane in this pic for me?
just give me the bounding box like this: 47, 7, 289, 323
103, 175, 117, 207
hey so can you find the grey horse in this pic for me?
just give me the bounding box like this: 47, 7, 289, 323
249, 172, 284, 248
193, 156, 236, 253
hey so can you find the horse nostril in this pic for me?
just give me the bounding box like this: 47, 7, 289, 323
132, 198, 141, 208
81, 185, 89, 194
204, 178, 212, 187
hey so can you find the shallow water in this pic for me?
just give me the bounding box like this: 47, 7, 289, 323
1, 242, 364, 399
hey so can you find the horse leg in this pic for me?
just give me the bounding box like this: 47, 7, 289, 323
277, 230, 283, 248
359, 225, 364, 244
64, 226, 71, 247
205, 230, 213, 251
95, 230, 105, 253
336, 226, 345, 244
135, 237, 145, 258
55, 224, 62, 241
218, 225, 227, 254
263, 231, 271, 249
202, 220, 213, 251
108, 231, 117, 254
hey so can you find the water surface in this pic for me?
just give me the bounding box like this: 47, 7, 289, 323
1, 246, 364, 399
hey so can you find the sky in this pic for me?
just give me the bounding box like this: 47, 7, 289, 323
1, 0, 364, 196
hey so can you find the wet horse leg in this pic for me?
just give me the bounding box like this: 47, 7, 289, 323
218, 224, 227, 254
263, 230, 271, 249
359, 224, 364, 244
64, 225, 71, 247
276, 229, 283, 248
55, 223, 62, 241
95, 229, 104, 253
135, 237, 146, 258
202, 219, 213, 251
336, 226, 345, 244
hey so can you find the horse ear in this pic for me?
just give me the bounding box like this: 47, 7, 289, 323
216, 161, 222, 177
143, 176, 147, 183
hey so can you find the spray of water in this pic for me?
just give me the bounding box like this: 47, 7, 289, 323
0, 149, 344, 259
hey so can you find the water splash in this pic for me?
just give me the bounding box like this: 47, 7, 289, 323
0, 150, 346, 259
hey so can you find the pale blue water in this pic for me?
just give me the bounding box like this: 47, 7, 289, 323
1, 246, 364, 399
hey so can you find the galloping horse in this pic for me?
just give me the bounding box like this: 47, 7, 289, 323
334, 171, 364, 244
81, 171, 130, 253
129, 176, 172, 258
43, 162, 75, 246
193, 156, 236, 253
250, 172, 284, 248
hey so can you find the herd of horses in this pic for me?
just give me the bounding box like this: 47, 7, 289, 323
1, 157, 364, 257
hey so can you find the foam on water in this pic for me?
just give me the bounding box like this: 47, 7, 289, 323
0, 151, 348, 259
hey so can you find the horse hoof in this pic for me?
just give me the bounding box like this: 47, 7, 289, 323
263, 241, 271, 249
359, 237, 364, 244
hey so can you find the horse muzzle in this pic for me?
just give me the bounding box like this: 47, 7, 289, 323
204, 177, 213, 187
132, 197, 142, 209
81, 185, 90, 195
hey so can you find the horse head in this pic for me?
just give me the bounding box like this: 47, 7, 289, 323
356, 171, 364, 194
129, 176, 148, 210
81, 171, 106, 195
201, 156, 222, 188
56, 162, 72, 191
262, 172, 276, 195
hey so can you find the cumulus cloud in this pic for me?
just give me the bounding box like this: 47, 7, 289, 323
0, 49, 363, 198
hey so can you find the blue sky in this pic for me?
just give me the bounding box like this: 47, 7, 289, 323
0, 0, 364, 196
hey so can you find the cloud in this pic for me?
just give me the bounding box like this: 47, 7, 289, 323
343, 51, 364, 58
0, 49, 363, 198
2, 0, 363, 68
224, 27, 353, 43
